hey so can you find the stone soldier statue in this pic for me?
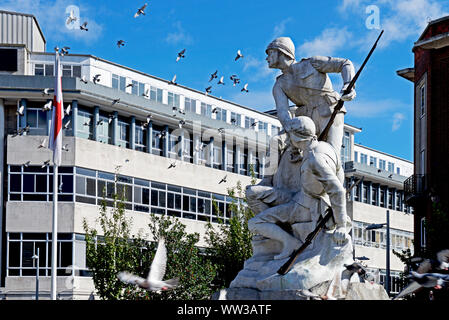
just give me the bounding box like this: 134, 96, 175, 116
265, 36, 356, 155
248, 116, 350, 260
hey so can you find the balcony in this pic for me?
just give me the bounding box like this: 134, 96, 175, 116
403, 174, 427, 205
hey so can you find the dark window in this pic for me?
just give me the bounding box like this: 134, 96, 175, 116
10, 174, 21, 192
0, 49, 17, 71
23, 175, 35, 192
36, 175, 47, 192
8, 242, 20, 267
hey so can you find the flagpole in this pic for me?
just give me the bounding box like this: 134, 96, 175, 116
51, 164, 58, 300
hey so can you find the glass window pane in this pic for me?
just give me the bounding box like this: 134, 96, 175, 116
35, 175, 47, 193
23, 174, 34, 192
45, 64, 54, 76
8, 242, 20, 267
27, 110, 38, 128
73, 65, 81, 78
10, 174, 21, 192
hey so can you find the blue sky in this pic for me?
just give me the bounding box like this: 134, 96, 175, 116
3, 0, 449, 162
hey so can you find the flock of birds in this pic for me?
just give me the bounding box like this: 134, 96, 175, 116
67, 3, 250, 97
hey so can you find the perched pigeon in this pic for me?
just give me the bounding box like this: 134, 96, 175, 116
176, 49, 186, 62
80, 21, 88, 31
117, 238, 179, 292
209, 70, 218, 82
235, 49, 243, 61
23, 160, 30, 167
169, 74, 177, 85
38, 138, 47, 149
134, 3, 148, 18
41, 159, 50, 168
178, 119, 185, 128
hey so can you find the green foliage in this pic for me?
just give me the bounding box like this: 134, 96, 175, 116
425, 202, 449, 254
83, 188, 141, 300
122, 214, 216, 300
205, 176, 255, 289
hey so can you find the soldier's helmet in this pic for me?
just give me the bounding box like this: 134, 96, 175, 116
266, 37, 296, 60
289, 116, 316, 142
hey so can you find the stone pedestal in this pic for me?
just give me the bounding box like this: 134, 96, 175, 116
212, 282, 390, 300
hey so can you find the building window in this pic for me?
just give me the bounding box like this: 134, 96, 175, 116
380, 188, 385, 207
245, 117, 256, 130
97, 115, 111, 144
62, 65, 72, 77
117, 121, 129, 148
168, 92, 180, 108
132, 80, 139, 95
420, 84, 426, 117
354, 151, 358, 162
371, 185, 378, 205
360, 153, 368, 165
369, 156, 377, 167
271, 125, 280, 136
387, 162, 394, 173
258, 121, 268, 133
6, 233, 88, 277
226, 147, 234, 172
379, 159, 386, 170
138, 82, 145, 97
112, 74, 119, 89
34, 63, 54, 76
201, 102, 212, 118
183, 137, 193, 163
239, 152, 248, 175
135, 125, 146, 152
27, 108, 47, 130
77, 109, 93, 140
214, 107, 227, 122
420, 217, 426, 248
184, 98, 196, 113
119, 76, 127, 92
213, 145, 222, 169
396, 167, 401, 175
231, 112, 241, 126
341, 131, 351, 164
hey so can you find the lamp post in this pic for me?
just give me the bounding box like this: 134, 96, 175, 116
31, 248, 39, 301
365, 209, 390, 296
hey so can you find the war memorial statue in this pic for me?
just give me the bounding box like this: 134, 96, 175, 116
217, 35, 389, 300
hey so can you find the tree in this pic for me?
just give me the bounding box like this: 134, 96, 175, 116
83, 183, 140, 300
122, 213, 217, 300
204, 165, 256, 289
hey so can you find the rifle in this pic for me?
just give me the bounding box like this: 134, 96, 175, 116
277, 207, 334, 275
318, 30, 384, 142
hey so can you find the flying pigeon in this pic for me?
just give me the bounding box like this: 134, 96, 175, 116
209, 70, 218, 82
169, 74, 177, 85
80, 75, 88, 84
235, 49, 243, 61
62, 144, 69, 151
142, 88, 150, 98
126, 83, 135, 88
168, 162, 176, 169
60, 47, 70, 56
42, 101, 52, 112
219, 175, 227, 184
41, 159, 50, 168
65, 104, 71, 116
112, 98, 120, 106
393, 271, 449, 300
117, 40, 125, 48
217, 128, 224, 134
205, 86, 212, 95
250, 121, 258, 127
117, 237, 179, 292
80, 21, 88, 31
416, 249, 449, 273
178, 109, 186, 115
63, 120, 71, 130
16, 104, 24, 116
93, 74, 101, 84
42, 88, 51, 96
212, 107, 218, 114
178, 119, 185, 128
134, 3, 148, 18
241, 83, 249, 92
97, 119, 103, 126
66, 9, 77, 25
217, 76, 225, 85
176, 49, 186, 62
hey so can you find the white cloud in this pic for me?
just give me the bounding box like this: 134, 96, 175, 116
0, 0, 104, 43
165, 21, 193, 45
242, 55, 278, 83
345, 98, 409, 118
297, 27, 353, 57
392, 112, 406, 131
272, 18, 293, 39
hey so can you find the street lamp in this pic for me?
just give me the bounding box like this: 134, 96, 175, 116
365, 209, 390, 296
31, 248, 39, 301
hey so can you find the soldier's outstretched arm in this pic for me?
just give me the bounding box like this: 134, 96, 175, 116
310, 56, 356, 101
273, 81, 293, 132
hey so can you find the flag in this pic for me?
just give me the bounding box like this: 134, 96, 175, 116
48, 50, 64, 166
